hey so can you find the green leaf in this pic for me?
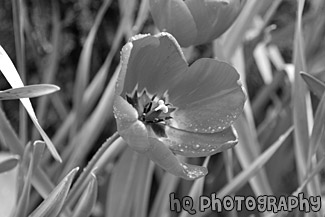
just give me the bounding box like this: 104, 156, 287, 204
0, 155, 19, 173
29, 167, 79, 217
0, 46, 61, 162
300, 72, 325, 99
0, 108, 55, 199
0, 153, 18, 217
202, 126, 293, 217
149, 173, 179, 217
106, 148, 138, 217
71, 0, 111, 133
222, 127, 292, 194
234, 116, 273, 196
0, 84, 60, 100
132, 153, 154, 217
71, 174, 98, 217
14, 143, 34, 217
307, 93, 325, 167
63, 134, 123, 209
14, 141, 47, 217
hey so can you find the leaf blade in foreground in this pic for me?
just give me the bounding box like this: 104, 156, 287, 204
29, 167, 79, 217
0, 84, 60, 100
0, 46, 62, 162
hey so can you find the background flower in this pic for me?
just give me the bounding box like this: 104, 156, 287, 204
149, 0, 245, 47
114, 32, 245, 180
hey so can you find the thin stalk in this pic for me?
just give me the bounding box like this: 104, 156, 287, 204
12, 0, 27, 144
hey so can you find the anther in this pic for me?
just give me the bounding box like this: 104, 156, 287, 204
154, 100, 169, 113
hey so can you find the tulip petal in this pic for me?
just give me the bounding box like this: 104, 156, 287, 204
208, 0, 242, 42
146, 137, 207, 180
169, 58, 245, 133
149, 0, 197, 47
113, 96, 150, 152
164, 126, 238, 157
185, 0, 242, 45
118, 33, 188, 98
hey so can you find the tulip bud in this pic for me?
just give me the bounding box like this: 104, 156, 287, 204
149, 0, 244, 47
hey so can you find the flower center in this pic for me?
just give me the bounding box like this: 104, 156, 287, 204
126, 90, 176, 137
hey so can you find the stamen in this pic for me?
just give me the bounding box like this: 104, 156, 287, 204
154, 100, 169, 113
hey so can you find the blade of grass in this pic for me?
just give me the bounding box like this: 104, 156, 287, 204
267, 45, 286, 71
0, 84, 60, 100
222, 0, 265, 59
149, 173, 180, 217
106, 148, 138, 217
0, 153, 18, 217
300, 72, 325, 99
50, 93, 69, 120
47, 39, 122, 166
0, 155, 19, 173
224, 149, 235, 182
50, 0, 142, 156
70, 0, 112, 138
132, 148, 154, 217
254, 42, 273, 84
63, 133, 123, 210
202, 126, 293, 216
58, 66, 119, 178
252, 70, 286, 116
0, 107, 55, 199
234, 113, 273, 196
228, 39, 274, 197
0, 107, 24, 156
34, 0, 62, 135
265, 155, 325, 217
0, 46, 61, 162
29, 167, 79, 217
307, 93, 325, 170
14, 141, 43, 217
132, 0, 150, 34
293, 2, 321, 212
71, 174, 98, 217
16, 142, 32, 199
12, 0, 27, 145
226, 127, 292, 195
292, 0, 308, 183
118, 0, 138, 39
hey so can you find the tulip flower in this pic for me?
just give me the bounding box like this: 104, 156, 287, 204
149, 0, 244, 47
113, 32, 245, 180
